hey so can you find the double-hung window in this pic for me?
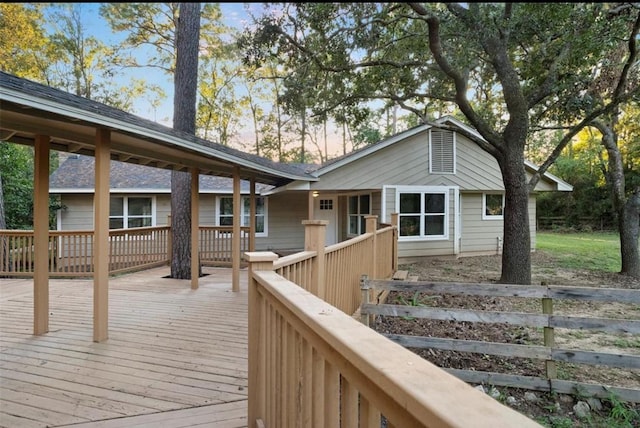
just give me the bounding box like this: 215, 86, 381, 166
218, 196, 267, 236
109, 196, 154, 229
397, 187, 449, 240
348, 194, 371, 236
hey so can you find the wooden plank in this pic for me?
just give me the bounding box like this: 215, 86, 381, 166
384, 334, 640, 369
61, 401, 248, 428
363, 303, 549, 327
391, 270, 408, 280
0, 267, 251, 426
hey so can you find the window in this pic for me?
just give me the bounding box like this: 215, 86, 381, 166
429, 129, 456, 174
109, 196, 153, 229
483, 193, 504, 220
348, 194, 371, 235
218, 196, 267, 236
319, 199, 333, 210
397, 188, 448, 240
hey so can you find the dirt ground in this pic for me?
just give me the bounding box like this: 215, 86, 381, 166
373, 251, 640, 427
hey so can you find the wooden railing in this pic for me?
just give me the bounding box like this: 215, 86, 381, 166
245, 256, 542, 428
360, 278, 640, 403
199, 226, 250, 266
0, 225, 249, 277
272, 216, 397, 315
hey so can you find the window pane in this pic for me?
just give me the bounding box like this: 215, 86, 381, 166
360, 216, 367, 233
128, 217, 151, 228
220, 217, 233, 226
256, 197, 264, 214
485, 194, 503, 216
109, 218, 123, 229
360, 195, 370, 213
128, 198, 151, 216
349, 196, 358, 214
425, 194, 445, 213
255, 216, 264, 233
243, 197, 250, 213
399, 216, 420, 236
109, 197, 123, 216
400, 193, 420, 213
425, 215, 445, 235
220, 197, 233, 215
349, 216, 358, 235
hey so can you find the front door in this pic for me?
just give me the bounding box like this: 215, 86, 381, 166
314, 195, 338, 245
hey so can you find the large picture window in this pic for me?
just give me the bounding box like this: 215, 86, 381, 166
218, 196, 267, 236
348, 194, 371, 236
396, 187, 448, 240
483, 193, 504, 220
109, 196, 153, 229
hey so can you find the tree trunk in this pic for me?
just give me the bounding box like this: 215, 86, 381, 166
170, 3, 201, 279
620, 191, 640, 278
0, 174, 5, 230
499, 152, 532, 285
594, 118, 639, 279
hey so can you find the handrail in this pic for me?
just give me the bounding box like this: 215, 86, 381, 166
249, 269, 541, 427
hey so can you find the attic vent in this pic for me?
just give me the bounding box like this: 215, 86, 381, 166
429, 129, 455, 174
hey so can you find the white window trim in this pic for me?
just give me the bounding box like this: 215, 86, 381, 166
429, 129, 457, 175
108, 195, 156, 229
216, 195, 268, 237
346, 193, 372, 237
482, 193, 505, 220
395, 186, 450, 241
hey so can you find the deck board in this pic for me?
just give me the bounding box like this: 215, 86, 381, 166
0, 267, 249, 427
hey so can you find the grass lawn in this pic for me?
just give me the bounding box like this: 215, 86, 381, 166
536, 231, 622, 272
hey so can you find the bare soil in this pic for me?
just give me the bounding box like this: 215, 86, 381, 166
373, 251, 640, 427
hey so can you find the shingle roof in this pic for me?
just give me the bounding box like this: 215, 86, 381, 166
0, 71, 315, 186
49, 154, 272, 193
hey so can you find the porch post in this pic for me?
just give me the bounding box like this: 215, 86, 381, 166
303, 220, 327, 299
33, 134, 50, 335
245, 251, 278, 428
390, 212, 399, 272
232, 166, 241, 292
365, 215, 378, 279
94, 128, 110, 342
250, 178, 256, 252
307, 190, 315, 220
191, 168, 199, 290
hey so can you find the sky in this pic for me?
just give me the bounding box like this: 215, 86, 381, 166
63, 3, 346, 157
74, 3, 255, 124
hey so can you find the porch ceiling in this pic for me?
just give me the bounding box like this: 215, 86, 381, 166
0, 72, 315, 187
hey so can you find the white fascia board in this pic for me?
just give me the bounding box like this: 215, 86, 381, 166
313, 124, 432, 176
50, 188, 253, 195
1, 87, 312, 182
261, 180, 311, 196
524, 160, 573, 191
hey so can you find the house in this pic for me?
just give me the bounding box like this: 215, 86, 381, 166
50, 116, 572, 260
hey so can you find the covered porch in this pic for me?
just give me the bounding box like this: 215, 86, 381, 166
0, 266, 249, 427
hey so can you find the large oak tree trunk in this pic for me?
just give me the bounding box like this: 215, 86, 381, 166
499, 151, 532, 285
170, 3, 201, 279
620, 192, 640, 278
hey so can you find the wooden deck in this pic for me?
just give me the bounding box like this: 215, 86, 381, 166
0, 267, 249, 427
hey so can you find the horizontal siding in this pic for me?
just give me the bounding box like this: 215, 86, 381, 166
59, 195, 94, 230
255, 192, 307, 251
460, 193, 503, 254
